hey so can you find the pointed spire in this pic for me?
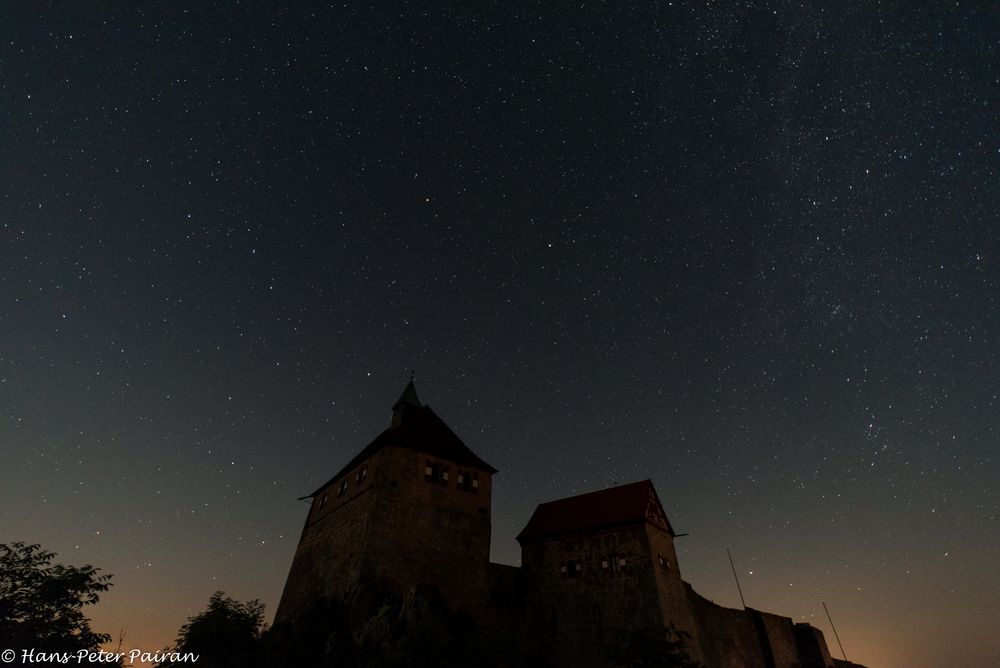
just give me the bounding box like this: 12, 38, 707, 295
391, 375, 422, 427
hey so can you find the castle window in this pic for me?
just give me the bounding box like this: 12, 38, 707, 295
338, 479, 348, 497
618, 557, 627, 568
658, 554, 671, 571
472, 475, 479, 492
441, 467, 449, 486
609, 554, 624, 572
565, 560, 580, 577
601, 559, 609, 570
356, 466, 367, 484
319, 493, 328, 509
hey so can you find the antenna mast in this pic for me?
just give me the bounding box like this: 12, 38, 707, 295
727, 548, 747, 609
822, 601, 848, 661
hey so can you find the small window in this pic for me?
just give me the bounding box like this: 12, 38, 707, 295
472, 475, 479, 492
609, 554, 622, 572
658, 554, 671, 571
319, 493, 328, 509
338, 479, 348, 497
356, 466, 367, 483
601, 559, 609, 570
441, 467, 449, 486
566, 560, 580, 577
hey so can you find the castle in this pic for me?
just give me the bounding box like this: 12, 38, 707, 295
274, 382, 866, 668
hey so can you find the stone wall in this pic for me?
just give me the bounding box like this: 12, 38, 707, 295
754, 609, 802, 668
685, 584, 768, 668
364, 445, 493, 614
273, 448, 380, 625
521, 524, 667, 667
645, 525, 704, 663
275, 443, 494, 625
795, 623, 836, 668
683, 583, 840, 668
516, 523, 845, 668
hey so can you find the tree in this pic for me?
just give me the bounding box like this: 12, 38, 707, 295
157, 591, 265, 668
0, 542, 113, 654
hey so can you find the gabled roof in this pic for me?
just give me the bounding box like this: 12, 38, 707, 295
309, 398, 497, 498
516, 479, 674, 544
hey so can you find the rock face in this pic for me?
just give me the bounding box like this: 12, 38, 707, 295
273, 383, 866, 668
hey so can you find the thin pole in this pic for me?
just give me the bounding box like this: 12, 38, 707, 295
822, 601, 847, 661
727, 548, 747, 609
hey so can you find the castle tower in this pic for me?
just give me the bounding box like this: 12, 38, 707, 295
274, 381, 497, 626
516, 481, 703, 666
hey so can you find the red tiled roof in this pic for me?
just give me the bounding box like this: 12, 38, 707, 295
516, 479, 674, 543
310, 404, 497, 497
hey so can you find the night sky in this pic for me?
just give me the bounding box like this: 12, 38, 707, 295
2, 3, 997, 667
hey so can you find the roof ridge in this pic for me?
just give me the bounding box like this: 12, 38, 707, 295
516, 479, 670, 544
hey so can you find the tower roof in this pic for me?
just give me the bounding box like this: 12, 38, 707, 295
391, 379, 422, 428
392, 379, 421, 411
516, 479, 674, 544
309, 383, 497, 497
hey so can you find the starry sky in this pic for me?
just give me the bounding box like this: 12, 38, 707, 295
2, 3, 997, 667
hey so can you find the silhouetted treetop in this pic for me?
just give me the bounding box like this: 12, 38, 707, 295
0, 542, 113, 653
